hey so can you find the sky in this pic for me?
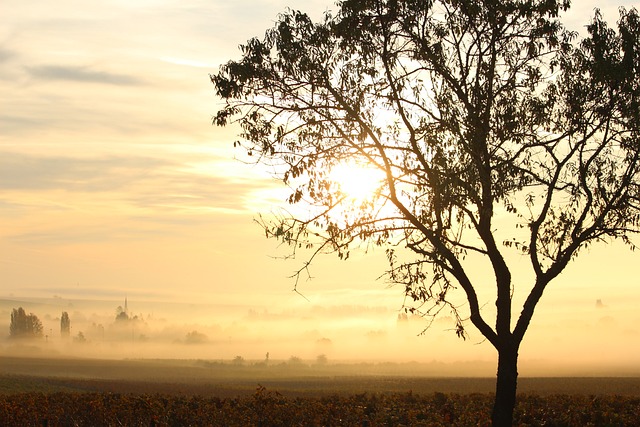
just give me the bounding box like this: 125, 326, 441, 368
1, 0, 639, 370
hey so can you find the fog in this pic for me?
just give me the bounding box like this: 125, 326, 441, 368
1, 294, 639, 377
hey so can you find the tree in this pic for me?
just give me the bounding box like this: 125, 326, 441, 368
60, 311, 71, 338
115, 306, 129, 322
211, 1, 640, 424
184, 330, 208, 344
316, 354, 329, 365
73, 331, 87, 343
9, 307, 44, 339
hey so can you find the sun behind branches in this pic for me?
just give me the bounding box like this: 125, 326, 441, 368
328, 160, 385, 204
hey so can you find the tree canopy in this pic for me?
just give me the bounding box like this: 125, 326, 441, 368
211, 0, 639, 424
9, 307, 44, 339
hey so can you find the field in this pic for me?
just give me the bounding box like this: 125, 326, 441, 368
1, 356, 640, 426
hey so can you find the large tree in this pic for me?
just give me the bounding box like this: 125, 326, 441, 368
211, 0, 640, 424
9, 307, 44, 339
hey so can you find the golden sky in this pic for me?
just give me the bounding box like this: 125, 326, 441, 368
1, 0, 639, 368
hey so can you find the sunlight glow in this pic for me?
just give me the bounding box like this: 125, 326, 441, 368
328, 161, 385, 203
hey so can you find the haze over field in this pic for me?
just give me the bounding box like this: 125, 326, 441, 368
1, 0, 640, 375
2, 293, 639, 376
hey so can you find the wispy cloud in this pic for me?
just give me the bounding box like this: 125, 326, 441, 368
0, 152, 170, 192
6, 223, 183, 245
0, 47, 16, 64
26, 65, 144, 86
0, 151, 272, 210
161, 56, 218, 68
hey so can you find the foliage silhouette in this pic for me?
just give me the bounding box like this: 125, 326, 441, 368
212, 0, 640, 424
9, 307, 43, 339
60, 311, 70, 338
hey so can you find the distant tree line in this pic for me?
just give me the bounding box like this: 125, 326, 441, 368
7, 303, 146, 342
8, 307, 74, 340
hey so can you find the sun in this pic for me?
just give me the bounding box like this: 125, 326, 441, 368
328, 161, 385, 203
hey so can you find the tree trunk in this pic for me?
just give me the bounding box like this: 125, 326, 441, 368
491, 344, 519, 426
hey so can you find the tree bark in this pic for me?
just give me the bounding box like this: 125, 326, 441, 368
491, 343, 519, 426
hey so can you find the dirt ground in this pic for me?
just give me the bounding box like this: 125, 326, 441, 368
2, 355, 639, 397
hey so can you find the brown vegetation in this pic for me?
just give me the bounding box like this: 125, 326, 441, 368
2, 356, 639, 425
1, 387, 639, 426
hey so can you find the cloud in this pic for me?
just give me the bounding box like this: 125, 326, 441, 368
5, 286, 175, 303
0, 114, 44, 134
26, 65, 144, 86
0, 47, 16, 64
6, 224, 173, 246
0, 151, 272, 208
0, 151, 276, 248
0, 152, 171, 192
160, 57, 218, 68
